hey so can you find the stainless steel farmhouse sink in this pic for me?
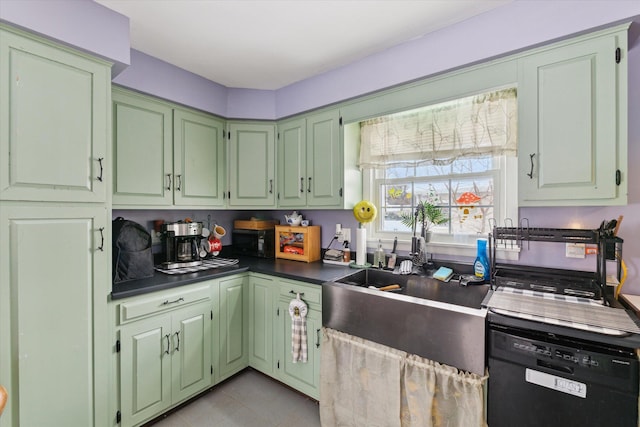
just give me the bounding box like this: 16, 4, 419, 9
322, 268, 489, 375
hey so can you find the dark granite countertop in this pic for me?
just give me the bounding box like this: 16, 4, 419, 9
111, 256, 357, 300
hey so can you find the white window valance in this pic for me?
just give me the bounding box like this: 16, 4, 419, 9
359, 87, 517, 169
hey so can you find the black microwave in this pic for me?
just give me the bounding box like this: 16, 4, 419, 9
232, 229, 275, 258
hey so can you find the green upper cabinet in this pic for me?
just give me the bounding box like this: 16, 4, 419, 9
277, 109, 362, 209
306, 109, 343, 207
0, 25, 110, 203
112, 88, 226, 208
277, 118, 307, 207
518, 24, 628, 206
227, 122, 276, 207
173, 108, 226, 207
112, 88, 173, 206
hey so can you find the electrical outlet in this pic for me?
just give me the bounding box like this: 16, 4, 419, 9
342, 228, 351, 244
150, 229, 161, 245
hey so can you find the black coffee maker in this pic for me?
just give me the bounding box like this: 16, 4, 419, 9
159, 221, 203, 269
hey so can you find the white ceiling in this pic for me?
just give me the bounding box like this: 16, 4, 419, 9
96, 0, 512, 90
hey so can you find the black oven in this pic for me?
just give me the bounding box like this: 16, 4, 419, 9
232, 228, 274, 258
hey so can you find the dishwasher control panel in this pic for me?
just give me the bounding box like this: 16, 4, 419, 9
489, 326, 638, 392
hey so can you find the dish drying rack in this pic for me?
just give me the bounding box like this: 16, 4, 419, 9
488, 220, 623, 303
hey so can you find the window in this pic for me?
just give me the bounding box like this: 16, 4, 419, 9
358, 87, 518, 255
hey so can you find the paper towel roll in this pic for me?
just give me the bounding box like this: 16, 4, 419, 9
356, 228, 367, 266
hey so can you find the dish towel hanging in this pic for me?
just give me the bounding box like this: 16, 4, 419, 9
289, 293, 308, 363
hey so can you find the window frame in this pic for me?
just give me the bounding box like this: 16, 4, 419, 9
362, 149, 519, 261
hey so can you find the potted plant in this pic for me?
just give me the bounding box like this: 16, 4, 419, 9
400, 186, 448, 241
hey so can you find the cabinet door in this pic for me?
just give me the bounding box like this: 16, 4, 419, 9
219, 275, 249, 379
276, 301, 322, 400
306, 109, 342, 207
173, 109, 226, 207
228, 123, 276, 207
277, 118, 307, 207
171, 302, 212, 403
120, 315, 172, 427
518, 34, 624, 205
0, 205, 109, 427
249, 275, 275, 374
0, 28, 109, 202
112, 88, 174, 206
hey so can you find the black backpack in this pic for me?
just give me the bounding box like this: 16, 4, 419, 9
112, 217, 154, 284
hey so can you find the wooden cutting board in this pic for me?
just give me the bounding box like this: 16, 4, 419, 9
621, 294, 640, 317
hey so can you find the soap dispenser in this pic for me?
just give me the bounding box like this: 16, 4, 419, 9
474, 239, 490, 280
373, 239, 385, 268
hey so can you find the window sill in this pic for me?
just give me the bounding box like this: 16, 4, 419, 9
368, 236, 520, 262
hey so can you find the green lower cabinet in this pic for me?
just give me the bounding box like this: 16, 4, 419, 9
276, 301, 322, 400
248, 274, 276, 375
0, 205, 110, 427
119, 301, 212, 427
217, 275, 249, 381
246, 275, 323, 400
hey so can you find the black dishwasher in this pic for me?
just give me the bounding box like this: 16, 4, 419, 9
488, 323, 638, 427
486, 225, 639, 426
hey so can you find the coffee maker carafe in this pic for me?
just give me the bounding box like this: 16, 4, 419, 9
160, 221, 203, 269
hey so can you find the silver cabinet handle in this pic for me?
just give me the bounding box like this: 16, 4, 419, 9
174, 331, 180, 352
165, 174, 172, 190
269, 179, 273, 194
162, 297, 184, 305
300, 177, 304, 193
307, 177, 312, 193
164, 334, 170, 355
176, 174, 182, 191
289, 290, 304, 297
316, 328, 321, 349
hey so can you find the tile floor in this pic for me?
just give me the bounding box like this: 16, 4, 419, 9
146, 369, 321, 427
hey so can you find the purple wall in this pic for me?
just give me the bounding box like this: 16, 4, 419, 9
0, 0, 130, 75
276, 1, 640, 116
112, 50, 229, 118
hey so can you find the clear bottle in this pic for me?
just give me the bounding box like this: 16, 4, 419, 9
342, 241, 351, 263
373, 239, 385, 268
474, 239, 490, 280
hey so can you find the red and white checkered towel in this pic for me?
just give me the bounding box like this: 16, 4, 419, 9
289, 294, 308, 363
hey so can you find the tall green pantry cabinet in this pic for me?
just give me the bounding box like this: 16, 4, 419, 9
0, 25, 111, 427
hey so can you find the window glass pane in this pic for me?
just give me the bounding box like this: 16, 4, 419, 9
451, 176, 493, 235
384, 165, 415, 179
381, 207, 411, 233
451, 157, 494, 174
